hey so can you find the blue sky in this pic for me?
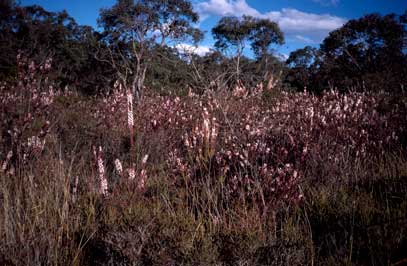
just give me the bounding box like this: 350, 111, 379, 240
20, 0, 406, 58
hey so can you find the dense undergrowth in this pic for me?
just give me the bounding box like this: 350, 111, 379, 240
1, 58, 407, 265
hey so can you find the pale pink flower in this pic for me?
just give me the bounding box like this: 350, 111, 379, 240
202, 118, 210, 142
97, 147, 108, 196
127, 90, 134, 128
141, 154, 149, 165
114, 159, 123, 175
127, 168, 136, 180
2, 150, 13, 172
138, 169, 147, 190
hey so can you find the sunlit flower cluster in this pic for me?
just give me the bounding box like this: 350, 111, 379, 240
130, 88, 404, 209
1, 55, 405, 208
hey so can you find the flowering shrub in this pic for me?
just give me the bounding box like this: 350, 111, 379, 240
0, 54, 57, 174
97, 87, 404, 213
2, 55, 405, 207
1, 58, 406, 265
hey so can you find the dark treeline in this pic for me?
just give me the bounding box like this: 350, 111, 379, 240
0, 0, 406, 95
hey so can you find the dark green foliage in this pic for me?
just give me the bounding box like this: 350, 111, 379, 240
285, 12, 407, 93
97, 0, 202, 99
320, 12, 406, 92
0, 4, 113, 94
285, 46, 323, 92
249, 17, 284, 59
145, 45, 193, 94
212, 16, 252, 52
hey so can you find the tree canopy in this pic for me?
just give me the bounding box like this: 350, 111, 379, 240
212, 15, 284, 81
286, 12, 406, 93
320, 12, 406, 91
0, 0, 405, 95
97, 0, 202, 99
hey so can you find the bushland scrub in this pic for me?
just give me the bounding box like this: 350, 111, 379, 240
1, 56, 407, 266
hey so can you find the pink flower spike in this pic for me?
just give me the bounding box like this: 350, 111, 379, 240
138, 169, 147, 190
127, 89, 134, 128
114, 159, 123, 175
97, 146, 108, 196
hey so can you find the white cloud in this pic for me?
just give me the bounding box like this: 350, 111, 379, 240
312, 0, 340, 6
276, 53, 289, 61
265, 8, 345, 38
195, 0, 347, 43
196, 0, 260, 20
175, 43, 212, 56
294, 35, 316, 44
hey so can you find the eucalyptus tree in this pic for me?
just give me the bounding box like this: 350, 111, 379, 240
320, 12, 406, 92
97, 0, 202, 100
285, 46, 323, 91
212, 15, 284, 82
